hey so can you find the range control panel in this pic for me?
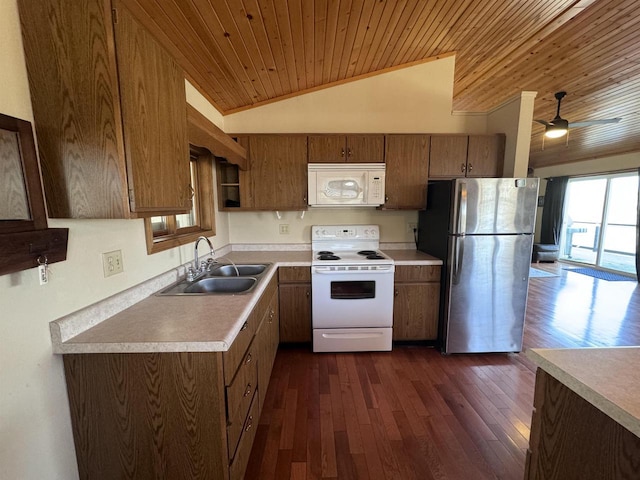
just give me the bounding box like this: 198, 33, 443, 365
312, 225, 380, 241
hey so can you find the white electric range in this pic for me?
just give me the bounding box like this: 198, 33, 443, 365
311, 225, 395, 352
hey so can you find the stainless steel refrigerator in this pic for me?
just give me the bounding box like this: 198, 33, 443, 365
418, 178, 539, 353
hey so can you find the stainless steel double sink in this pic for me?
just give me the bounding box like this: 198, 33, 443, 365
158, 263, 270, 296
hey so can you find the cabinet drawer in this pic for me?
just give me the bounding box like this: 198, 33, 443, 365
395, 265, 441, 282
226, 345, 258, 459
229, 391, 259, 480
227, 344, 258, 422
278, 266, 311, 283
223, 311, 258, 385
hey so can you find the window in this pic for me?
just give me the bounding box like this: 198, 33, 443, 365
560, 172, 638, 274
144, 146, 215, 254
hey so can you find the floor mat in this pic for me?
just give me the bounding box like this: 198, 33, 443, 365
529, 267, 558, 278
564, 267, 636, 281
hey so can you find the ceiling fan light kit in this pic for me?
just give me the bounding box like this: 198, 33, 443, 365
535, 91, 621, 143
545, 119, 568, 138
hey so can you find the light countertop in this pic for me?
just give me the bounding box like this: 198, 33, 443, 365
528, 347, 640, 438
51, 249, 441, 355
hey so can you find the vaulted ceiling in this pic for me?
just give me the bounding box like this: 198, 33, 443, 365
123, 0, 640, 169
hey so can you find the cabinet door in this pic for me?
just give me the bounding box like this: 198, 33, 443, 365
113, 1, 190, 215
429, 135, 468, 178
384, 135, 429, 209
249, 135, 308, 209
466, 135, 505, 178
18, 0, 129, 218
346, 135, 385, 163
393, 283, 440, 341
308, 135, 346, 162
279, 284, 312, 343
255, 289, 279, 414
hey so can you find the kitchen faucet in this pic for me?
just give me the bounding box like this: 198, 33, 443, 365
187, 236, 215, 281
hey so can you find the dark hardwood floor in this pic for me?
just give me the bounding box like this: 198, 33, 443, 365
246, 262, 640, 480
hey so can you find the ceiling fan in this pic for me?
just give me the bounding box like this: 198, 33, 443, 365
534, 91, 621, 139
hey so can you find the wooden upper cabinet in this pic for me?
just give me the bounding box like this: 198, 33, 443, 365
249, 135, 308, 210
466, 134, 505, 178
384, 135, 430, 209
17, 0, 190, 218
428, 135, 469, 178
429, 134, 505, 179
308, 135, 384, 163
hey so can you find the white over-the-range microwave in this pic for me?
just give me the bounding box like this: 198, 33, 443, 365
307, 163, 386, 207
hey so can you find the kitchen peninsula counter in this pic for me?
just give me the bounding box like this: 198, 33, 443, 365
525, 347, 640, 479
51, 249, 441, 354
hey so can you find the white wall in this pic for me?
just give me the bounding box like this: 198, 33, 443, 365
487, 92, 537, 177
532, 152, 640, 241
0, 2, 228, 478
225, 55, 487, 134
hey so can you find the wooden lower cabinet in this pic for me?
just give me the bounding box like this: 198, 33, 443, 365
526, 369, 640, 479
278, 267, 312, 343
62, 275, 279, 480
393, 265, 441, 341
255, 286, 279, 413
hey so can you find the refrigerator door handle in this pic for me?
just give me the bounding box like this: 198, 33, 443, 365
452, 236, 465, 285
457, 182, 467, 235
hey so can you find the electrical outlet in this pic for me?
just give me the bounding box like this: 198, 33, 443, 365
102, 250, 124, 277
408, 222, 418, 233
279, 224, 290, 235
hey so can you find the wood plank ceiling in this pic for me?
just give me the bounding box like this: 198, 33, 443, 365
123, 0, 640, 169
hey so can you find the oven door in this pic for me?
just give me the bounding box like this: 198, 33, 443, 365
311, 265, 394, 328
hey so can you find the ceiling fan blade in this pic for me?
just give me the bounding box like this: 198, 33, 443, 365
534, 119, 551, 126
568, 118, 622, 128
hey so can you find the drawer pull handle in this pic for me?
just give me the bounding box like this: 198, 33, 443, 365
245, 415, 253, 432
245, 353, 253, 365
244, 383, 252, 397
240, 321, 248, 332
394, 289, 399, 297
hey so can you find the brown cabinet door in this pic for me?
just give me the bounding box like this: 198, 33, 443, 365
18, 0, 129, 218
393, 283, 440, 341
346, 135, 385, 163
113, 1, 190, 215
18, 0, 190, 218
384, 135, 430, 209
466, 134, 505, 178
428, 135, 469, 178
249, 135, 308, 209
279, 284, 312, 343
308, 135, 346, 162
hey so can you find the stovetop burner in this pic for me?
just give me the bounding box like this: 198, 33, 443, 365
318, 254, 340, 261
357, 250, 377, 256
318, 251, 334, 255
366, 254, 385, 260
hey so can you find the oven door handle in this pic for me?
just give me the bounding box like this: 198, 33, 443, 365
312, 266, 394, 274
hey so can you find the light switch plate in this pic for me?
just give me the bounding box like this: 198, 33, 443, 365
279, 224, 290, 235
102, 250, 124, 277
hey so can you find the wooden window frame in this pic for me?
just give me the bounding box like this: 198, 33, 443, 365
144, 146, 215, 254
